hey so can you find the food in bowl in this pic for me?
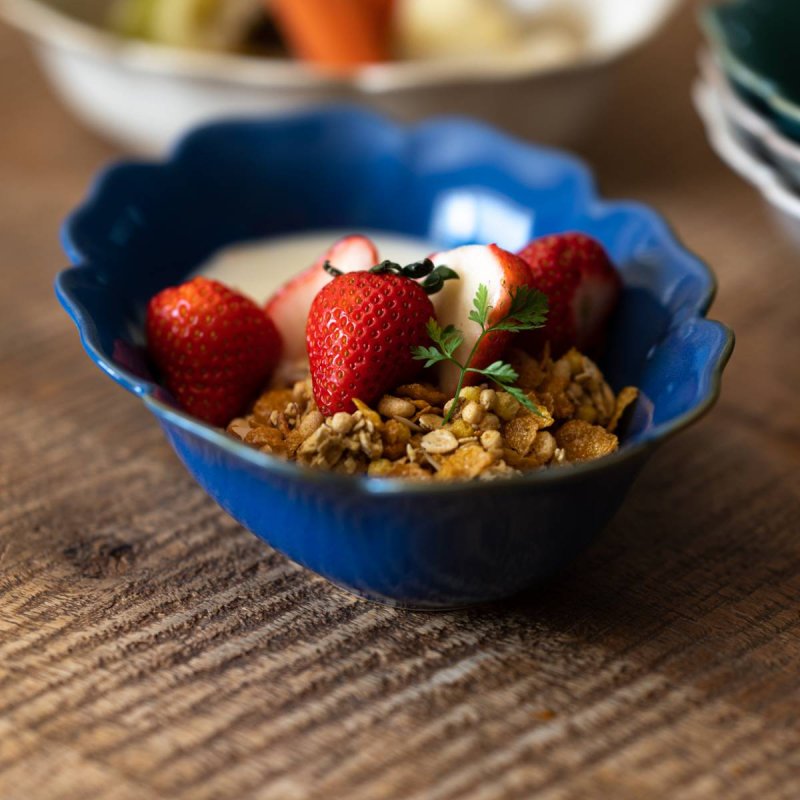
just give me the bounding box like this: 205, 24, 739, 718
145, 231, 638, 481
108, 0, 586, 71
56, 109, 732, 607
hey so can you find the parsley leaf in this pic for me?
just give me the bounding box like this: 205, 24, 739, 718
412, 278, 549, 422
470, 361, 519, 385
490, 286, 549, 332
501, 383, 542, 416
411, 345, 449, 369
468, 283, 491, 329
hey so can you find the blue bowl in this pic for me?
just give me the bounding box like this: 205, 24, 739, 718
56, 109, 733, 609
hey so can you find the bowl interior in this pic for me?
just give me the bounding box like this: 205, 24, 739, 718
60, 112, 728, 454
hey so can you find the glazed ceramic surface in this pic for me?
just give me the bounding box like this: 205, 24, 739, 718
700, 51, 800, 189
56, 109, 733, 608
3, 0, 681, 152
703, 0, 800, 141
694, 78, 800, 248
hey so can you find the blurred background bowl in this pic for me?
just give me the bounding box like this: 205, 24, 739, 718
697, 0, 800, 246
1, 0, 680, 153
693, 78, 800, 249
700, 50, 800, 190
701, 0, 800, 142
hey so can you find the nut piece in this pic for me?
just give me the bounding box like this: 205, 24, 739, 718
480, 413, 501, 431
421, 429, 459, 455
297, 425, 345, 468
297, 410, 325, 438
329, 412, 354, 435
480, 429, 503, 454
418, 413, 445, 431
461, 401, 484, 426
531, 431, 557, 464
357, 428, 384, 460
227, 417, 254, 440
493, 392, 521, 421
378, 395, 416, 419
381, 419, 412, 460
479, 389, 496, 410
448, 419, 473, 440
458, 386, 482, 403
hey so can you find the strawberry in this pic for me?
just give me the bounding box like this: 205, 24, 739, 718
517, 233, 621, 356
305, 259, 456, 415
428, 244, 533, 396
146, 277, 282, 426
266, 234, 379, 374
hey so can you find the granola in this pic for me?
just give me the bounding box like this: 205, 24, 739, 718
227, 347, 638, 481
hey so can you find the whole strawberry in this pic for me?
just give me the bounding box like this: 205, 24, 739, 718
306, 259, 457, 415
518, 233, 621, 356
147, 277, 282, 426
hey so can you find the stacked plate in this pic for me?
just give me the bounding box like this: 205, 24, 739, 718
695, 0, 800, 243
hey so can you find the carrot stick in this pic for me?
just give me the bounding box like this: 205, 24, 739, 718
270, 0, 391, 71
368, 0, 396, 34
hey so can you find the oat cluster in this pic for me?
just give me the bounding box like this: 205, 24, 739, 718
227, 347, 638, 481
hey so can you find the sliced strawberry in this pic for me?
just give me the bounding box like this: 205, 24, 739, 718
265, 234, 378, 376
146, 277, 282, 426
517, 233, 621, 356
428, 244, 532, 396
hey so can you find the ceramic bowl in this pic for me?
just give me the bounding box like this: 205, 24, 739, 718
3, 0, 681, 153
699, 51, 800, 189
702, 0, 800, 142
56, 109, 733, 608
693, 77, 800, 248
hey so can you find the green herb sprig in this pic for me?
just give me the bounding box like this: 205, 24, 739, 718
412, 284, 549, 423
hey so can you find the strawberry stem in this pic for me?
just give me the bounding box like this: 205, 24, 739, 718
369, 259, 459, 295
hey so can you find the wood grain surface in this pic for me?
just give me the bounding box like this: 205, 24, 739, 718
2, 5, 800, 799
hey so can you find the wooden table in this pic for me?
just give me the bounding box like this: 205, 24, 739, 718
2, 5, 799, 799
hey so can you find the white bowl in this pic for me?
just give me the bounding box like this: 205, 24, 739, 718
700, 50, 800, 190
1, 0, 680, 153
693, 76, 800, 247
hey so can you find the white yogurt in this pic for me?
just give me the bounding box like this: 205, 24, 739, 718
197, 230, 438, 304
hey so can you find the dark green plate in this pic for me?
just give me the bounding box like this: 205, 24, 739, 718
702, 0, 800, 141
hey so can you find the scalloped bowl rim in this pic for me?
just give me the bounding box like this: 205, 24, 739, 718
56, 110, 734, 497
3, 0, 683, 93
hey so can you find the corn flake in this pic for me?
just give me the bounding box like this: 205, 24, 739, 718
555, 420, 618, 463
